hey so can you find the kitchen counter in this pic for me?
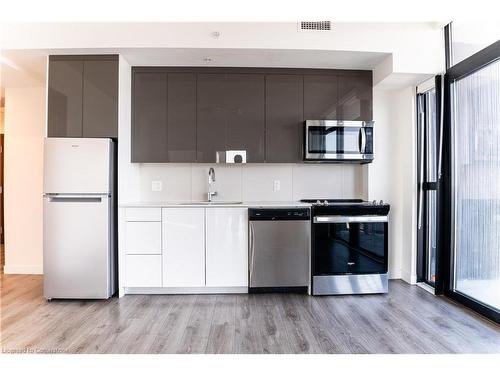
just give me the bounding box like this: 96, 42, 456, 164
119, 201, 312, 208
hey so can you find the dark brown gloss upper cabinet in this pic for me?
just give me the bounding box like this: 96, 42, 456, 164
337, 72, 373, 121
225, 74, 265, 162
47, 59, 84, 137
132, 72, 168, 162
197, 73, 265, 163
132, 71, 197, 162
265, 75, 304, 162
47, 55, 118, 138
196, 74, 227, 163
303, 74, 338, 120
167, 73, 197, 162
82, 59, 118, 137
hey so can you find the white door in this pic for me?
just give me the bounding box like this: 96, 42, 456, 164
206, 208, 248, 287
162, 208, 205, 287
43, 195, 110, 298
44, 138, 111, 194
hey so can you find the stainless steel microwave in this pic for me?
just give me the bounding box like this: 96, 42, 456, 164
304, 120, 374, 163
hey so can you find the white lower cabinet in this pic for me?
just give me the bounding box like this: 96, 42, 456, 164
162, 208, 205, 287
122, 206, 249, 292
206, 208, 248, 287
125, 255, 162, 287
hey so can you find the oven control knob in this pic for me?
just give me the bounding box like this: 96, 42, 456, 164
379, 200, 384, 205
372, 200, 377, 205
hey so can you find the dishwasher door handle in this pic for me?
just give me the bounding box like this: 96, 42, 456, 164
249, 221, 255, 283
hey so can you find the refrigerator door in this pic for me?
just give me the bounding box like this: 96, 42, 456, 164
43, 195, 112, 299
44, 138, 112, 194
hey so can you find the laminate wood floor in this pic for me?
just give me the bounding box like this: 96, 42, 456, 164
1, 275, 499, 354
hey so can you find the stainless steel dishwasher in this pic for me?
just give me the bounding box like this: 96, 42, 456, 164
248, 208, 311, 293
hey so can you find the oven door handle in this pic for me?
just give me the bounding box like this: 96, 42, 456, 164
314, 215, 388, 223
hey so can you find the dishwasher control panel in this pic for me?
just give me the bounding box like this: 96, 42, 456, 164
248, 208, 311, 221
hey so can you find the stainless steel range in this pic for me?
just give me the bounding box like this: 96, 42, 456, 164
301, 199, 390, 295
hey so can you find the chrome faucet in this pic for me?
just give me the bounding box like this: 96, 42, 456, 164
207, 167, 217, 202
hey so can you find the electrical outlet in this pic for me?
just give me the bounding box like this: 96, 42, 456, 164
273, 180, 281, 192
151, 181, 162, 192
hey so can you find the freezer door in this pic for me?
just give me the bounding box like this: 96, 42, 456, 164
43, 195, 112, 299
44, 138, 112, 194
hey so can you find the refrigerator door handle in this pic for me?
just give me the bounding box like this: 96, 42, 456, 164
45, 195, 109, 203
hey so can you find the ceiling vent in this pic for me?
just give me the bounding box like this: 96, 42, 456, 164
298, 21, 332, 31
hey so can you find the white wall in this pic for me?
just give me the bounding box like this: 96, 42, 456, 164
369, 87, 417, 283
4, 86, 46, 274
117, 56, 140, 204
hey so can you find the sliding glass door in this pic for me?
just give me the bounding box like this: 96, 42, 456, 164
444, 33, 500, 322
450, 58, 500, 313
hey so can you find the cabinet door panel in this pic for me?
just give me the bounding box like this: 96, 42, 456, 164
162, 208, 205, 287
265, 75, 304, 162
196, 74, 226, 163
303, 74, 338, 120
225, 74, 265, 162
206, 208, 248, 287
125, 222, 162, 255
167, 73, 197, 162
337, 73, 373, 121
132, 72, 168, 162
48, 59, 83, 137
126, 255, 162, 287
82, 59, 118, 137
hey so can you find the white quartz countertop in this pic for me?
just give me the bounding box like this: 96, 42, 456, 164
119, 201, 312, 208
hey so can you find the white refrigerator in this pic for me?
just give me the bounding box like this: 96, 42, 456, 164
43, 138, 116, 299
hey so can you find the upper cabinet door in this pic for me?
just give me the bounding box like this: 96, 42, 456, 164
225, 74, 265, 163
337, 73, 373, 121
196, 74, 227, 163
132, 72, 168, 162
265, 75, 304, 163
303, 74, 338, 120
82, 59, 118, 137
167, 73, 196, 162
47, 59, 84, 137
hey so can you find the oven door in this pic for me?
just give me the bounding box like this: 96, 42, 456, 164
312, 215, 388, 276
304, 120, 373, 161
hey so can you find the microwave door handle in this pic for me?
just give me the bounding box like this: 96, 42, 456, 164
359, 128, 367, 153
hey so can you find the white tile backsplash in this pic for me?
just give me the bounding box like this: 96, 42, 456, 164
292, 164, 343, 200
242, 164, 293, 201
138, 163, 366, 202
139, 164, 191, 202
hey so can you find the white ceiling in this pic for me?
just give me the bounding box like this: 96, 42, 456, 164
119, 48, 389, 69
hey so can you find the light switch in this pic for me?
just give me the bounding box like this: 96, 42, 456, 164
151, 181, 162, 192
273, 180, 281, 192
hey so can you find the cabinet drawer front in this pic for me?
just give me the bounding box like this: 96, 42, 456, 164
125, 222, 161, 254
125, 207, 161, 222
125, 255, 162, 287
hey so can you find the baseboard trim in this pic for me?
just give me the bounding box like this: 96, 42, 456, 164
4, 264, 43, 274
388, 269, 402, 279
124, 286, 248, 295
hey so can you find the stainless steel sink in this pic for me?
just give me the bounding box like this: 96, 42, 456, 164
178, 201, 243, 205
